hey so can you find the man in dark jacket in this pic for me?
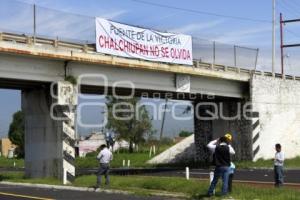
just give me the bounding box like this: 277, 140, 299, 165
207, 136, 235, 196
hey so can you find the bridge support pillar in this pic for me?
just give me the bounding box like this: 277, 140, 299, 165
194, 99, 252, 164
22, 83, 77, 183
194, 103, 213, 165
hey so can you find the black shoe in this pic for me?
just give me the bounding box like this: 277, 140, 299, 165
207, 193, 214, 197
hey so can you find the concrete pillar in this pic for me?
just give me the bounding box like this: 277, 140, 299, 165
239, 113, 252, 160
22, 88, 63, 178
22, 83, 76, 182
194, 99, 253, 163
226, 101, 252, 160
194, 102, 213, 165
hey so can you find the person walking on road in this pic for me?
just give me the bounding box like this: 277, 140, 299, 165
274, 143, 284, 187
95, 144, 113, 190
207, 135, 235, 196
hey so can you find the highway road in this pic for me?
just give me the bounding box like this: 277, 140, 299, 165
140, 168, 300, 185
0, 168, 299, 199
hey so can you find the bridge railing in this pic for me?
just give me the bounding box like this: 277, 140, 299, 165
2, 31, 298, 81
192, 38, 259, 70
0, 0, 260, 71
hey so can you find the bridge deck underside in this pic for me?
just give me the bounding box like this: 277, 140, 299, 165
0, 53, 248, 99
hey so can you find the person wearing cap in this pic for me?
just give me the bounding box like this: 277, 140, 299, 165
207, 134, 235, 196
224, 133, 232, 142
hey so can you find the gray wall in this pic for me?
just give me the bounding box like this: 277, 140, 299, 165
251, 76, 300, 160
22, 89, 63, 178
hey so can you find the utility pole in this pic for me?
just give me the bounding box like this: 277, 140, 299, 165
279, 13, 300, 77
159, 98, 168, 141
280, 13, 284, 76
33, 4, 36, 42
158, 98, 168, 152
272, 0, 276, 75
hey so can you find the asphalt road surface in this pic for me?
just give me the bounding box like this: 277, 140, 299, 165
142, 168, 300, 184
0, 185, 179, 200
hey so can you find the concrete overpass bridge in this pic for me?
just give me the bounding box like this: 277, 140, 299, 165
1, 32, 300, 183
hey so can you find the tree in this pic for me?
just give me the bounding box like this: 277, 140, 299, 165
8, 111, 25, 158
179, 130, 193, 137
106, 96, 152, 153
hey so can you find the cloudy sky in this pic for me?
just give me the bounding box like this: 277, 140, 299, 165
0, 0, 300, 137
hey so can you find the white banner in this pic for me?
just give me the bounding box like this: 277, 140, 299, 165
95, 18, 193, 65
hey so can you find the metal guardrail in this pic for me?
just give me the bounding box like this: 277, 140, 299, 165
0, 32, 299, 81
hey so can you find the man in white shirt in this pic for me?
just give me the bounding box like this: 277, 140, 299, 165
274, 143, 284, 187
96, 144, 113, 189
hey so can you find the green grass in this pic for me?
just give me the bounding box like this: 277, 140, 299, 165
74, 175, 300, 200
76, 143, 175, 169
0, 172, 61, 185
0, 157, 24, 168
236, 156, 300, 169
285, 156, 300, 168
1, 172, 299, 200
110, 152, 152, 168
76, 152, 153, 168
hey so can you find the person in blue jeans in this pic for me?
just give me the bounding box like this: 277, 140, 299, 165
95, 144, 113, 190
274, 143, 284, 187
207, 135, 235, 196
